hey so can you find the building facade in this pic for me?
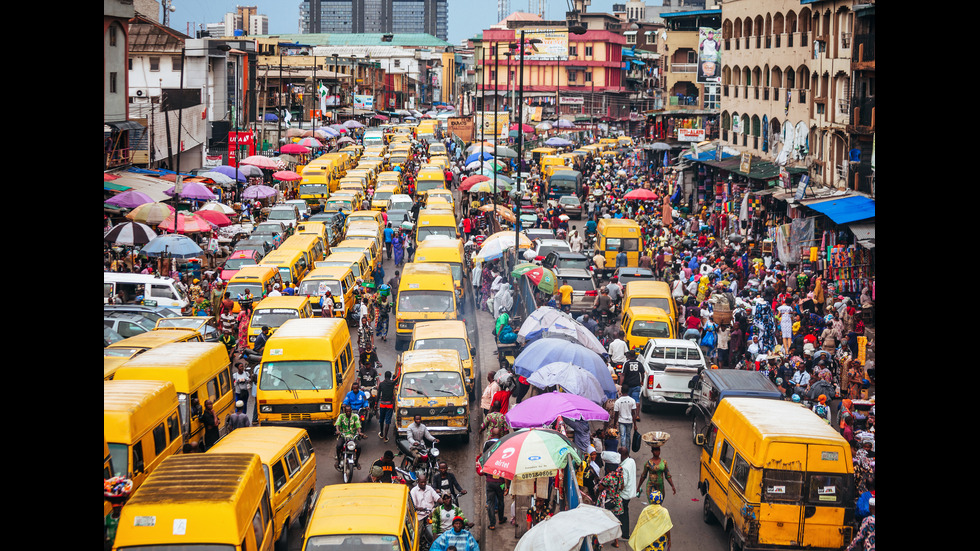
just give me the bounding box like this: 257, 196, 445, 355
301, 0, 447, 40
718, 0, 872, 191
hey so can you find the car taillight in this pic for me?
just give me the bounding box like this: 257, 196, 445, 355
646, 374, 655, 390
585, 290, 597, 297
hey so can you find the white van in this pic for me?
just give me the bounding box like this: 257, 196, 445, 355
103, 273, 189, 314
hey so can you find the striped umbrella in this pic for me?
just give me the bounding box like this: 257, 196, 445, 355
478, 428, 581, 481
104, 221, 157, 246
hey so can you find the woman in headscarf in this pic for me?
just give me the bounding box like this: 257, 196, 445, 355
629, 491, 672, 551
392, 231, 404, 266
598, 466, 626, 547
480, 263, 494, 312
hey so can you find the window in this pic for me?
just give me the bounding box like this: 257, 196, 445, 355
297, 436, 314, 463
807, 474, 848, 506
207, 378, 219, 401
219, 368, 231, 396
172, 55, 182, 72
585, 72, 593, 83
152, 423, 167, 455
132, 441, 145, 473
149, 56, 160, 71
284, 449, 301, 475
569, 46, 577, 56
687, 51, 697, 64
585, 46, 593, 57
718, 440, 735, 472
251, 507, 266, 547
732, 454, 750, 490
762, 470, 804, 503
168, 413, 181, 442
109, 25, 117, 46
109, 72, 117, 94
272, 459, 288, 491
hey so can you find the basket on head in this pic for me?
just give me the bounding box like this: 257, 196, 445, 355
641, 431, 671, 447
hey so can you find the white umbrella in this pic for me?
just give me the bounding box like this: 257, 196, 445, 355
517, 307, 606, 356
514, 504, 621, 551
527, 362, 607, 405
197, 201, 237, 215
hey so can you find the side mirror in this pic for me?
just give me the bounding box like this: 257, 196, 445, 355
695, 433, 705, 447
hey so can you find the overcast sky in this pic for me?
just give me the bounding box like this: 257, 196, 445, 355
166, 0, 638, 46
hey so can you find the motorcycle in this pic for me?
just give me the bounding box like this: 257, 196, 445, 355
338, 435, 361, 484
397, 438, 439, 482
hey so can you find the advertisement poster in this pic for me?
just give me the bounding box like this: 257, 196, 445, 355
353, 95, 374, 110
678, 128, 706, 142
475, 111, 510, 139
227, 131, 255, 166
448, 117, 475, 142
518, 29, 569, 60
697, 27, 722, 84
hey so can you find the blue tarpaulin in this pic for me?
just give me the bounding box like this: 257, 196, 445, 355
805, 196, 875, 224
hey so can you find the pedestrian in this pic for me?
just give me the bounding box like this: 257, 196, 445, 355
598, 465, 626, 548
393, 231, 405, 266
429, 516, 480, 551
376, 370, 396, 442
232, 362, 252, 415
384, 222, 394, 260
201, 399, 220, 450
636, 444, 676, 501
617, 446, 637, 541
226, 400, 251, 432
629, 491, 672, 551
613, 385, 639, 450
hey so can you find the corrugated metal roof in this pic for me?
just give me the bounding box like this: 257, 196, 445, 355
128, 14, 189, 53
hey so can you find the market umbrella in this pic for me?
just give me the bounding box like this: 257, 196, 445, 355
495, 146, 518, 158
141, 234, 204, 258
329, 124, 348, 133
484, 231, 532, 249
522, 266, 557, 295
105, 190, 155, 209
337, 136, 355, 144
513, 338, 616, 399
511, 262, 540, 277
478, 428, 581, 481
506, 391, 609, 429
509, 123, 535, 133
647, 142, 670, 151
298, 137, 323, 147
126, 202, 175, 225
556, 119, 575, 129
624, 188, 659, 201
263, 113, 279, 122
467, 181, 507, 195
466, 142, 494, 153
480, 204, 516, 223
285, 128, 305, 138
239, 155, 279, 170
535, 122, 553, 131
466, 151, 494, 164
514, 504, 621, 551
516, 307, 605, 356
343, 119, 364, 129
475, 235, 520, 261
164, 181, 216, 201
104, 221, 157, 246
272, 170, 302, 182
526, 362, 607, 405
279, 143, 309, 155
197, 201, 236, 215
628, 499, 674, 551
192, 209, 232, 227
545, 137, 573, 147
242, 185, 279, 200
196, 171, 236, 186
158, 212, 212, 234
459, 174, 489, 190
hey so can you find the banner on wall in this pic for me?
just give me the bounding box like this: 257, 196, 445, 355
518, 29, 569, 60
353, 95, 374, 110
697, 27, 722, 84
678, 128, 705, 142
474, 111, 510, 139
448, 117, 475, 142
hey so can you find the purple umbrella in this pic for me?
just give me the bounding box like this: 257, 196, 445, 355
505, 391, 610, 429
242, 184, 278, 200
208, 166, 249, 182
556, 119, 575, 129
106, 190, 155, 209
164, 181, 216, 201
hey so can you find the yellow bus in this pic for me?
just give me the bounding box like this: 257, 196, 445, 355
260, 248, 310, 287
256, 318, 355, 428
597, 219, 642, 268
297, 265, 356, 319
103, 330, 204, 380
247, 295, 314, 347
208, 427, 317, 549
304, 484, 420, 551
394, 263, 457, 349
112, 342, 234, 448
112, 453, 275, 551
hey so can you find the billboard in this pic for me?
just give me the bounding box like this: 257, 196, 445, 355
475, 111, 510, 139
448, 117, 475, 143
353, 95, 374, 110
678, 128, 706, 142
517, 29, 569, 61
697, 27, 722, 84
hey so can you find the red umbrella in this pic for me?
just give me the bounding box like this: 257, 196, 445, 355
193, 209, 232, 227
159, 212, 212, 234
509, 123, 536, 133
624, 188, 659, 201
273, 170, 302, 182
459, 175, 490, 191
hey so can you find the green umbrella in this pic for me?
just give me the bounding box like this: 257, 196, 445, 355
511, 262, 539, 277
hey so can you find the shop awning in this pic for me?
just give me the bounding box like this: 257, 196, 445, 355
804, 195, 875, 224
848, 222, 876, 249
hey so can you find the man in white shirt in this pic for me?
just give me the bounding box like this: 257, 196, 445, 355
410, 474, 442, 543
613, 385, 639, 450
608, 331, 628, 369
617, 446, 637, 539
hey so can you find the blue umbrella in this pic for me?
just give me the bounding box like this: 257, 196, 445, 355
545, 137, 573, 147
513, 338, 616, 399
141, 234, 204, 259
465, 151, 493, 164
264, 113, 279, 121
526, 362, 608, 405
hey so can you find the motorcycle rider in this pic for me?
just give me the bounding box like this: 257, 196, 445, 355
359, 344, 382, 388
242, 326, 270, 363
593, 287, 615, 329
406, 415, 439, 466
335, 403, 365, 470
409, 474, 441, 545
342, 381, 372, 415
431, 461, 467, 501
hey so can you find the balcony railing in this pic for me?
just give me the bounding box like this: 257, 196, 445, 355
851, 95, 875, 127
670, 63, 698, 74
852, 33, 875, 63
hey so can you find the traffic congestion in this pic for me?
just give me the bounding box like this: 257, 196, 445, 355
105, 118, 875, 551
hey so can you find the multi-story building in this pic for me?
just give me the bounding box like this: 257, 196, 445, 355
301, 0, 448, 41
105, 0, 136, 169
719, 0, 869, 191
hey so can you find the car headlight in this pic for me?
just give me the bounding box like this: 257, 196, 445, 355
457, 407, 465, 415
399, 409, 409, 416
320, 404, 332, 412
346, 440, 356, 451
248, 335, 257, 342
398, 322, 410, 329
260, 405, 272, 413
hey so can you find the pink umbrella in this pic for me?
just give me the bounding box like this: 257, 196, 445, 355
624, 188, 659, 201
239, 155, 280, 169
193, 209, 232, 227
159, 212, 212, 234
297, 137, 322, 148
164, 181, 216, 201
106, 190, 155, 209
242, 185, 278, 200
509, 123, 535, 133
280, 143, 310, 155
273, 170, 302, 182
